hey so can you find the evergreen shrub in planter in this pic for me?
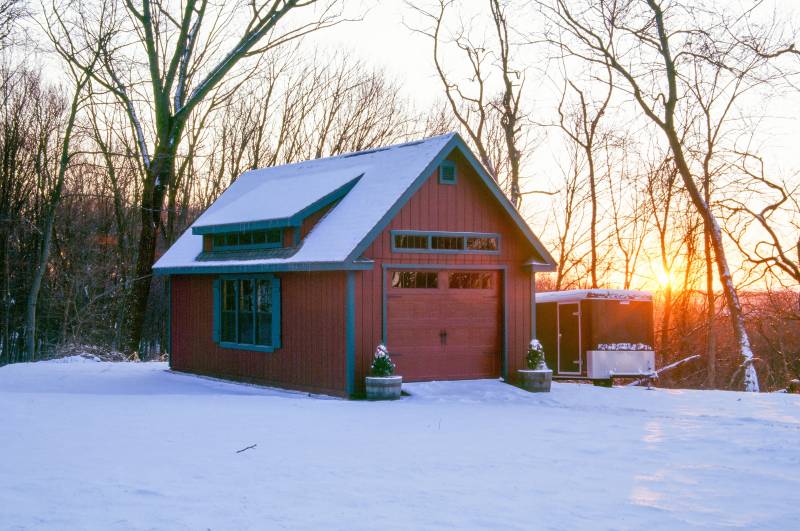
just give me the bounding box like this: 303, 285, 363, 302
365, 344, 402, 400
518, 339, 552, 393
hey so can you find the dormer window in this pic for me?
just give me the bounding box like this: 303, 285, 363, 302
211, 229, 283, 251
439, 160, 456, 184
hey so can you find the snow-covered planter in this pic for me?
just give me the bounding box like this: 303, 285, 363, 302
596, 342, 653, 351
518, 339, 551, 393
365, 344, 402, 400
587, 347, 656, 380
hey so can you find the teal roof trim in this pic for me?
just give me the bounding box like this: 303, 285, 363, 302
155, 260, 374, 276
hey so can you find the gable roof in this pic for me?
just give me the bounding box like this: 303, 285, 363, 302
153, 133, 556, 274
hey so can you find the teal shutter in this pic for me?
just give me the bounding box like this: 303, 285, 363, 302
212, 278, 221, 342
271, 276, 281, 349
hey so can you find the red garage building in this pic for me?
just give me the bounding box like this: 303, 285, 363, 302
154, 133, 556, 397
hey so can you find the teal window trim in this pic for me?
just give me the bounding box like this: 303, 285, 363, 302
212, 274, 281, 352
439, 160, 456, 184
390, 230, 500, 255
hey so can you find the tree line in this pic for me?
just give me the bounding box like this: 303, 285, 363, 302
0, 0, 798, 392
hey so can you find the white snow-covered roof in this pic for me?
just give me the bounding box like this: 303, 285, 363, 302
536, 289, 653, 303
192, 167, 365, 232
154, 133, 556, 273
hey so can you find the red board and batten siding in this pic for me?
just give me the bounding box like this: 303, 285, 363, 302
171, 272, 348, 396
353, 149, 534, 392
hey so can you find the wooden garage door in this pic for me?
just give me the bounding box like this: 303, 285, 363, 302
386, 270, 502, 381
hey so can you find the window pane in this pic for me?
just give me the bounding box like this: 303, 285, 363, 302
266, 229, 281, 244
440, 162, 456, 182
449, 272, 492, 289
256, 279, 272, 313
214, 230, 285, 249
391, 271, 438, 289
237, 279, 254, 344
252, 231, 266, 244
394, 234, 429, 249
256, 312, 272, 346
466, 237, 498, 251
221, 312, 236, 342
221, 280, 237, 341
431, 236, 464, 250
255, 279, 272, 346
222, 280, 236, 311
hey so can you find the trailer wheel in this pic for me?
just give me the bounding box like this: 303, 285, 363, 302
592, 378, 613, 388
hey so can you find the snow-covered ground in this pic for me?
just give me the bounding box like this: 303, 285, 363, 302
1, 359, 798, 530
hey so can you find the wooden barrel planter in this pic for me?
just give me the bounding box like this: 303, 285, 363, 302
365, 376, 402, 400
518, 369, 552, 393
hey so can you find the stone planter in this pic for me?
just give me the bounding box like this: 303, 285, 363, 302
365, 375, 402, 400
518, 369, 552, 393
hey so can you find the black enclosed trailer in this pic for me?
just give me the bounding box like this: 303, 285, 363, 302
535, 290, 656, 380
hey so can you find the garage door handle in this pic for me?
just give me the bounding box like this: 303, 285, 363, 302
440, 330, 447, 345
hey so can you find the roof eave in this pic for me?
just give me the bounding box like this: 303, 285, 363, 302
153, 260, 375, 276
527, 261, 557, 272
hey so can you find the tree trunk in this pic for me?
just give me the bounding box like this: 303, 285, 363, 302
1, 229, 9, 364
645, 0, 758, 391
587, 156, 598, 288
704, 228, 717, 388
24, 85, 83, 361
660, 284, 673, 357
666, 136, 758, 391
124, 145, 174, 356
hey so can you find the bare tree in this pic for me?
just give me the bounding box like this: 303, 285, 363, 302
0, 66, 42, 362
725, 152, 800, 286
548, 138, 592, 291
541, 0, 778, 391
644, 158, 680, 355
0, 0, 25, 49
24, 70, 95, 360
607, 146, 647, 291
23, 7, 104, 360
46, 0, 346, 355
554, 64, 613, 288
407, 0, 529, 207
489, 0, 524, 208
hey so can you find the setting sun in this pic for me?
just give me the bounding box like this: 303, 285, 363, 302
656, 267, 673, 289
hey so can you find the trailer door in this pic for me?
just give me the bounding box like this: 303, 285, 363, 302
557, 302, 581, 374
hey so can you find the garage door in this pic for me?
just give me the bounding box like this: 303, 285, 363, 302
386, 269, 502, 381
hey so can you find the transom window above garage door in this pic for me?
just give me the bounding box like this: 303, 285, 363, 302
391, 231, 500, 254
